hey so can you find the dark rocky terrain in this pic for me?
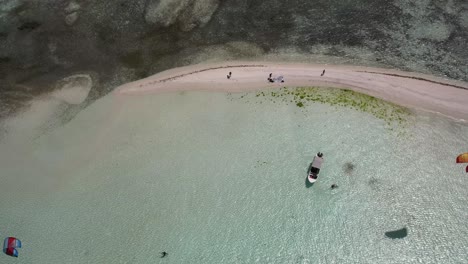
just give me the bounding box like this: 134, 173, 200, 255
1, 0, 467, 117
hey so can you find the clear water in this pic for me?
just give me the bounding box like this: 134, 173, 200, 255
1, 89, 468, 263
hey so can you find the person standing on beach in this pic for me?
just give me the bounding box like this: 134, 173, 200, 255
227, 72, 232, 79
321, 69, 326, 76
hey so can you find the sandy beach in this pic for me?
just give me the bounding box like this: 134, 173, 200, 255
117, 62, 468, 121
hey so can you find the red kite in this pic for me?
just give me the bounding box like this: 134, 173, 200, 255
456, 153, 468, 173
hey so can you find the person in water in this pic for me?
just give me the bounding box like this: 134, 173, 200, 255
160, 252, 168, 258
227, 72, 232, 79
321, 69, 326, 76
331, 184, 338, 189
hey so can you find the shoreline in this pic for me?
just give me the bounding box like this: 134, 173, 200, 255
116, 61, 468, 122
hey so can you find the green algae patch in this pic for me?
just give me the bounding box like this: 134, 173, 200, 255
229, 86, 411, 131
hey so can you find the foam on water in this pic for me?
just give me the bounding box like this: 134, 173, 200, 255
1, 89, 468, 263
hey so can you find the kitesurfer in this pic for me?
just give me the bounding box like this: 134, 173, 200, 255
321, 69, 326, 76
161, 252, 168, 258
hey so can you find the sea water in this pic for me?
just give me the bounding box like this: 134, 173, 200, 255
1, 88, 468, 263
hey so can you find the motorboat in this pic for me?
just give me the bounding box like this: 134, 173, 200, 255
307, 152, 324, 184
307, 164, 319, 183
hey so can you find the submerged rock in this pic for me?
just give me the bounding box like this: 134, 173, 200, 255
64, 1, 80, 26
145, 0, 219, 31
52, 74, 93, 104
178, 0, 219, 32
65, 12, 79, 26
145, 0, 191, 27
65, 1, 81, 13
0, 0, 21, 17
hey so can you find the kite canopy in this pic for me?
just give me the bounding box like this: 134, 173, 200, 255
466, 166, 468, 173
456, 153, 468, 163
3, 237, 21, 258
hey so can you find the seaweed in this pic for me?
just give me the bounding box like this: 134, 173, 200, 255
248, 86, 411, 132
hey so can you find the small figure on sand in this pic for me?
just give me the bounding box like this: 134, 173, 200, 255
227, 72, 232, 79
160, 252, 168, 258
321, 69, 326, 76
268, 75, 285, 83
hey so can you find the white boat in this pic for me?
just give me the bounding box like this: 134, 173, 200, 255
307, 166, 318, 183
307, 152, 324, 183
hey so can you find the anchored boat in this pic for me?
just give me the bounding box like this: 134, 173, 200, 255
307, 152, 324, 183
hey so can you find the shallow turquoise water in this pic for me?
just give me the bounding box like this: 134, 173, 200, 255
1, 89, 468, 263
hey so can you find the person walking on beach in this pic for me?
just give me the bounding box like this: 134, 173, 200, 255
227, 72, 232, 79
321, 69, 326, 76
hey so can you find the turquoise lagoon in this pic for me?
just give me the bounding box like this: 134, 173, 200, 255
1, 87, 468, 263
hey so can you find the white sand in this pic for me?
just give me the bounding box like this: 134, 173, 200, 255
117, 62, 468, 121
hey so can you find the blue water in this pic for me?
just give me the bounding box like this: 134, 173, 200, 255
1, 89, 467, 263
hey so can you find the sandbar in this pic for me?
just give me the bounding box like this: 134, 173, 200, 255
117, 62, 468, 121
